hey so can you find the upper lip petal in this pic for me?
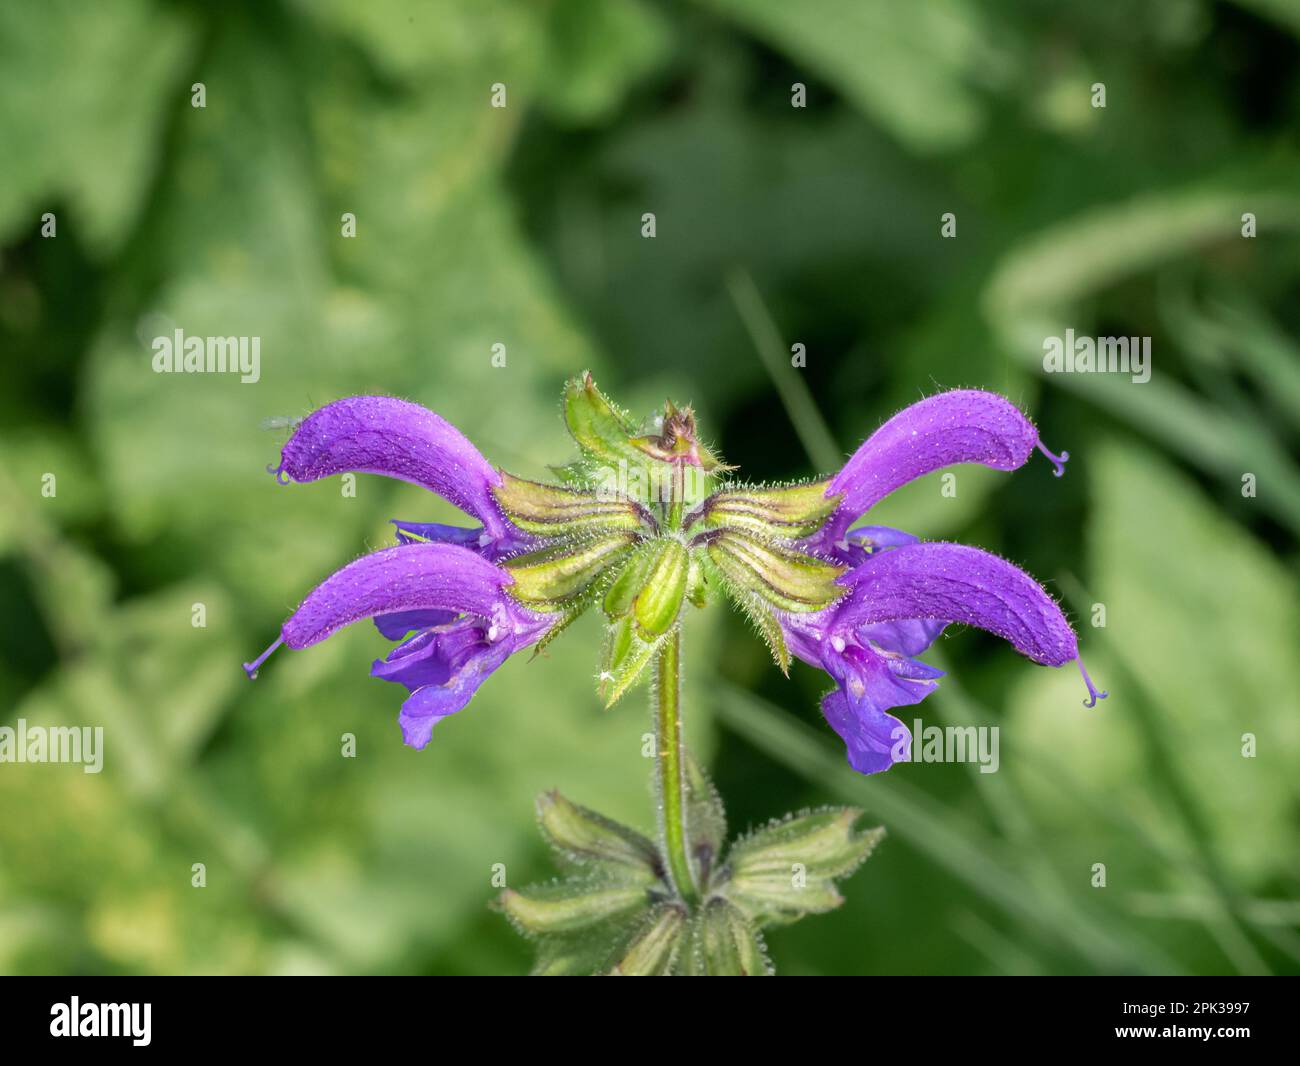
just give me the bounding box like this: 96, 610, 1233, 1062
824, 390, 1041, 538
834, 541, 1078, 667
280, 542, 515, 650
272, 395, 510, 538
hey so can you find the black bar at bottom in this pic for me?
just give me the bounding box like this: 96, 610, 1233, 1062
0, 976, 1289, 1052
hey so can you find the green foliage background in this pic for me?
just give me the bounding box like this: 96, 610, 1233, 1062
1, 0, 1298, 975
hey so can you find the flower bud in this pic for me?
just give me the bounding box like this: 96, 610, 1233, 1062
494, 472, 652, 537
536, 790, 662, 882
504, 532, 638, 609
681, 898, 772, 977
603, 544, 653, 618
687, 480, 838, 540
722, 809, 884, 921
608, 903, 688, 975
598, 616, 665, 707
597, 540, 690, 704
497, 881, 648, 936
604, 539, 689, 635
635, 540, 689, 636
630, 400, 732, 474
705, 529, 847, 612
564, 371, 652, 470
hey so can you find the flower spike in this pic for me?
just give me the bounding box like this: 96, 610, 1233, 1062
245, 378, 1100, 975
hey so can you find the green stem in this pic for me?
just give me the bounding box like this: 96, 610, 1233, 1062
655, 627, 698, 903
665, 464, 685, 530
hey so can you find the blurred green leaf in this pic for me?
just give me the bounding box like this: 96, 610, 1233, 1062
985, 174, 1300, 535
702, 0, 1009, 151
537, 0, 672, 125
0, 0, 194, 255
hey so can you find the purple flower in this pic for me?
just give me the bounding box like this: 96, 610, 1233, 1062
781, 390, 1105, 774
244, 383, 1105, 771
268, 395, 533, 560
804, 389, 1070, 564
244, 397, 554, 748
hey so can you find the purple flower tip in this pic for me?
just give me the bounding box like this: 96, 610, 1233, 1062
1078, 658, 1108, 707
1035, 439, 1070, 478
243, 635, 284, 680
265, 461, 291, 485
272, 396, 507, 537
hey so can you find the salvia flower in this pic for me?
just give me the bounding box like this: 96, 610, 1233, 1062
244, 377, 1104, 774
242, 395, 556, 747
771, 388, 1108, 774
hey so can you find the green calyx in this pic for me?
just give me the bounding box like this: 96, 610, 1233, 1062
704, 528, 847, 612
561, 373, 724, 516
564, 371, 731, 477
597, 538, 692, 705
493, 472, 655, 537
680, 898, 771, 977
685, 479, 840, 541
535, 789, 664, 876
502, 532, 639, 610
629, 399, 733, 474
609, 904, 690, 976
603, 538, 690, 636
722, 810, 886, 925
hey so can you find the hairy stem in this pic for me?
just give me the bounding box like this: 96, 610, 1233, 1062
655, 627, 698, 903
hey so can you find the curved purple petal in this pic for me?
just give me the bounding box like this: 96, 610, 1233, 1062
389, 635, 516, 749
373, 609, 458, 641
820, 643, 939, 774
824, 391, 1040, 537
390, 520, 488, 548
858, 618, 947, 658
846, 525, 920, 551
812, 523, 921, 568
778, 611, 945, 672
273, 396, 509, 538
279, 543, 512, 649
389, 517, 535, 561
837, 542, 1077, 666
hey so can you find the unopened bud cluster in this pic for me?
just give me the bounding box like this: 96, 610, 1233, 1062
492, 373, 850, 698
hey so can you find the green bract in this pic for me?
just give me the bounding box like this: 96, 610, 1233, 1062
562, 371, 653, 472
496, 762, 882, 976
